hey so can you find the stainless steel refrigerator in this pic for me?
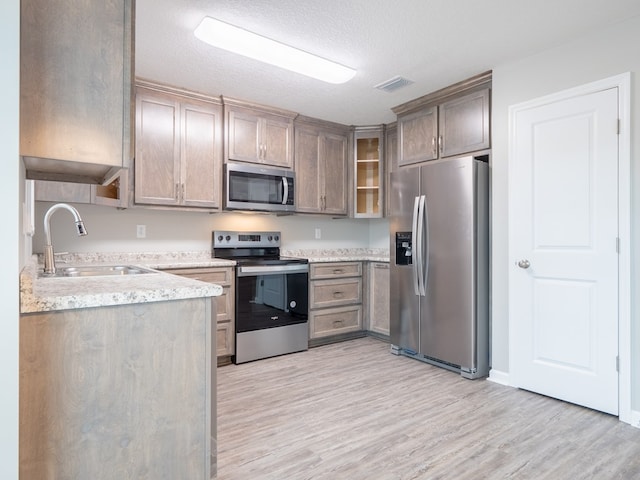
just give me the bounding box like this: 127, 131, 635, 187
389, 155, 489, 379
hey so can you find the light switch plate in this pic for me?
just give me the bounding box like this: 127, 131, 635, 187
136, 225, 146, 238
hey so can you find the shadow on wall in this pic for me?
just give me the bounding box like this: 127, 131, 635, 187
32, 202, 389, 254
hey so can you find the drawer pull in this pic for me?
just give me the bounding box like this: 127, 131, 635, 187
333, 291, 344, 298
332, 269, 344, 274
333, 320, 344, 327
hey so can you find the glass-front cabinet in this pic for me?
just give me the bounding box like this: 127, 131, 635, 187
353, 126, 384, 218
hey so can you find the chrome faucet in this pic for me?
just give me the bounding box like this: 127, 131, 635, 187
43, 203, 88, 275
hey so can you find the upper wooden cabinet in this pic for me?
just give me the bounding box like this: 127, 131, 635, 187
20, 0, 134, 184
294, 117, 349, 215
134, 81, 223, 210
353, 126, 384, 218
384, 122, 397, 218
223, 98, 296, 168
394, 72, 491, 167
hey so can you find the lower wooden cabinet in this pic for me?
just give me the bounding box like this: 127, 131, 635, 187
367, 262, 390, 337
309, 262, 363, 339
164, 266, 235, 362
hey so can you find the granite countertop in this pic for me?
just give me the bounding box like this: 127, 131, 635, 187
21, 251, 228, 314
21, 249, 389, 314
283, 248, 389, 263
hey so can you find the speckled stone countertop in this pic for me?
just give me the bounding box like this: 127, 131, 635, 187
21, 252, 227, 314
282, 248, 389, 263
21, 249, 388, 314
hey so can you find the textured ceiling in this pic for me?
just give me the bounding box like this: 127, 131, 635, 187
136, 0, 640, 125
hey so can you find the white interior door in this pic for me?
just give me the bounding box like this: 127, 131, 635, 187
509, 86, 619, 415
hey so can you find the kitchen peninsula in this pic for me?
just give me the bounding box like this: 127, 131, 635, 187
19, 258, 223, 480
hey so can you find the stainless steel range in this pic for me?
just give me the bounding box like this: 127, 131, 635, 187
213, 231, 309, 364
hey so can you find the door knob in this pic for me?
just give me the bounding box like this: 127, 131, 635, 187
517, 259, 531, 269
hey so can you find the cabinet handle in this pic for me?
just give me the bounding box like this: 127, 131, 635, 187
175, 183, 180, 201
333, 320, 344, 327
438, 135, 443, 154
333, 291, 344, 298
333, 269, 344, 274
432, 137, 437, 157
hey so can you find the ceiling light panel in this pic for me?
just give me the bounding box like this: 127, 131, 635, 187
194, 17, 356, 84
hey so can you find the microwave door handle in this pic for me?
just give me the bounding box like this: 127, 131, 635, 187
282, 177, 289, 205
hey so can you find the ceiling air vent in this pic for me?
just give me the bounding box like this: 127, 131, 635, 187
374, 76, 414, 93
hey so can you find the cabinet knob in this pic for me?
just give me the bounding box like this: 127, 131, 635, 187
517, 259, 531, 269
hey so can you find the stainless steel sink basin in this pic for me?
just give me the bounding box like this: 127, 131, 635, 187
39, 265, 157, 278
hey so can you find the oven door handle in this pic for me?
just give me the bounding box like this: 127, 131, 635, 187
237, 264, 309, 276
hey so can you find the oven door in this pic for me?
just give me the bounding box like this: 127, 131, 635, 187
235, 264, 309, 333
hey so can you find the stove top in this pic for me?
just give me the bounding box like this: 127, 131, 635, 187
212, 230, 307, 266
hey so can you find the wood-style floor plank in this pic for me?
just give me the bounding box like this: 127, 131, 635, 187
216, 337, 640, 479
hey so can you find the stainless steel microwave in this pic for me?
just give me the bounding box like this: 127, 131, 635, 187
224, 163, 295, 212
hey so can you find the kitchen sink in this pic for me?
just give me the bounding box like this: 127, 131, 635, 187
39, 265, 157, 278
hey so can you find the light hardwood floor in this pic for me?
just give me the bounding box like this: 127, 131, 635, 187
216, 337, 640, 480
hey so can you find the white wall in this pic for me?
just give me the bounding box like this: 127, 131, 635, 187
491, 16, 640, 408
1, 0, 20, 477
32, 203, 386, 254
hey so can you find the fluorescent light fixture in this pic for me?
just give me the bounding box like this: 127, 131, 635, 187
194, 17, 356, 84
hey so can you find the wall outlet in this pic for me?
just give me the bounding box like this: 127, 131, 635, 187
315, 228, 321, 240
136, 225, 146, 239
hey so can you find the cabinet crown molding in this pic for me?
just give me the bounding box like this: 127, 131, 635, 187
136, 78, 223, 105
222, 96, 298, 119
392, 70, 492, 117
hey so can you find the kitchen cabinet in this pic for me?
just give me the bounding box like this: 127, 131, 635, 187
20, 0, 134, 184
34, 169, 129, 209
384, 122, 398, 218
135, 82, 223, 209
224, 98, 296, 168
394, 72, 491, 167
309, 262, 363, 340
295, 116, 349, 215
366, 262, 390, 337
20, 298, 215, 479
353, 126, 384, 218
165, 266, 235, 364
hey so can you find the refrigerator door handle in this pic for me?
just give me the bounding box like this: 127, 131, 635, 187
416, 194, 427, 296
411, 195, 420, 296
422, 194, 430, 293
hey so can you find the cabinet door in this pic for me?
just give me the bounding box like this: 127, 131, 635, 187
384, 124, 397, 218
322, 132, 348, 215
439, 88, 490, 157
369, 262, 390, 336
20, 0, 132, 183
294, 127, 322, 213
135, 91, 181, 205
227, 109, 261, 163
262, 116, 293, 168
398, 106, 437, 166
181, 102, 222, 208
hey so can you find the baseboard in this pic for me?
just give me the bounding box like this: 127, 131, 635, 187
629, 409, 640, 429
488, 369, 510, 386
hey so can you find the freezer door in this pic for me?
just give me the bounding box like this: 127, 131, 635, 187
389, 167, 420, 353
419, 157, 477, 368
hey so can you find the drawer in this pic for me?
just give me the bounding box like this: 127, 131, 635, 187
167, 267, 233, 286
310, 305, 362, 338
310, 262, 362, 280
310, 277, 362, 308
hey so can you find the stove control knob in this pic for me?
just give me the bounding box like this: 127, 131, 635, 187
275, 235, 280, 241
225, 235, 231, 242
289, 300, 297, 309
217, 235, 223, 242
268, 235, 273, 241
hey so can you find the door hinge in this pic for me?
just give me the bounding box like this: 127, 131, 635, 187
617, 119, 621, 134
616, 356, 619, 372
